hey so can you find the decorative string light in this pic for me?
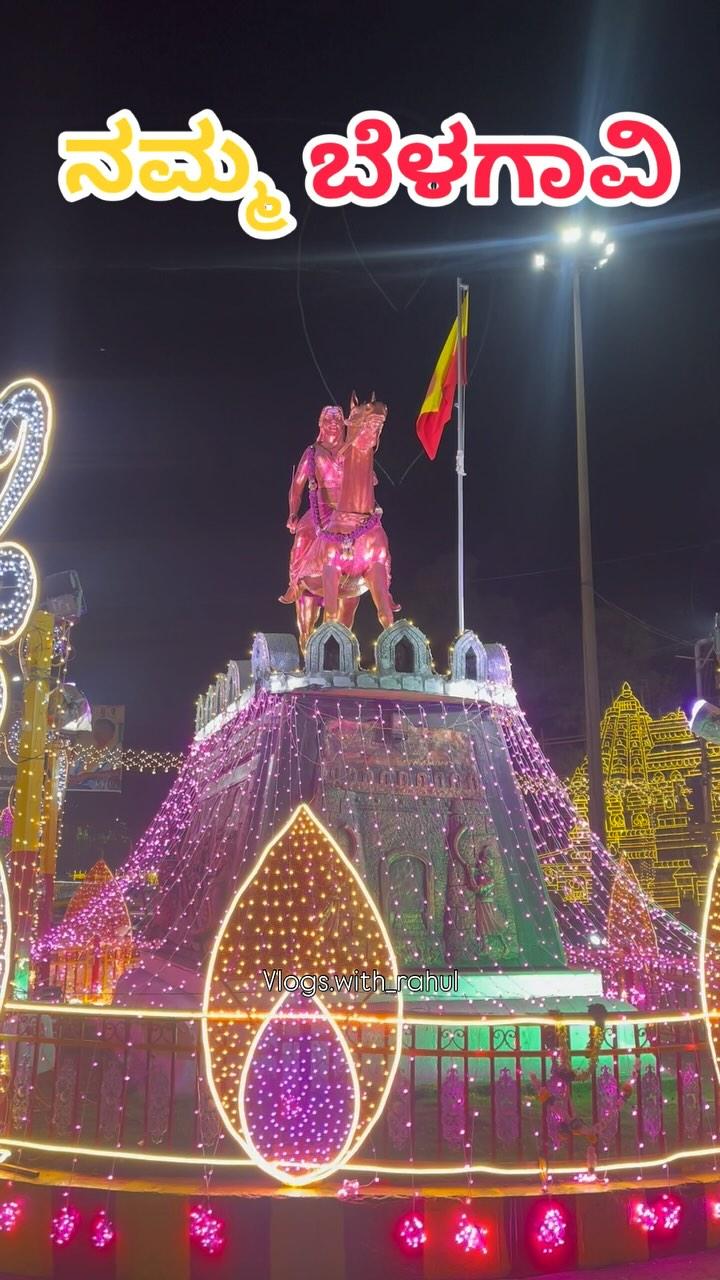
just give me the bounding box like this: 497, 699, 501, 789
497, 703, 699, 1008
631, 1201, 658, 1232
336, 1179, 360, 1199
62, 742, 183, 774
90, 1209, 115, 1249
0, 1199, 21, 1232
454, 1211, 488, 1254
189, 1204, 225, 1255
655, 1193, 682, 1233
534, 1202, 568, 1256
630, 1193, 682, 1234
396, 1211, 426, 1252
0, 1192, 704, 1263
50, 1202, 80, 1245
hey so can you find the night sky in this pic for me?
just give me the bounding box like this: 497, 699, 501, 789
2, 1, 719, 859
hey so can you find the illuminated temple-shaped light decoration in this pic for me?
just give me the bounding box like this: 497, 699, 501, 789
47, 860, 133, 1004
203, 804, 402, 1186
568, 682, 715, 908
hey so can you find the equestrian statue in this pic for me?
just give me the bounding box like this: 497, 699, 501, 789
280, 395, 398, 649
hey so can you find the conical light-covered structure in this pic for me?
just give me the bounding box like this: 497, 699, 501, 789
38, 622, 698, 1011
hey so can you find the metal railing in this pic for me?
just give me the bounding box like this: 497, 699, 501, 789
0, 1005, 717, 1178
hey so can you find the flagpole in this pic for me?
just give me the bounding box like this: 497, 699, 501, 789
455, 277, 467, 636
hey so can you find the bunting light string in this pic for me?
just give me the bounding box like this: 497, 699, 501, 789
61, 742, 184, 774
34, 737, 204, 962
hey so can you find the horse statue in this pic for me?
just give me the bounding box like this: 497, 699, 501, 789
281, 395, 398, 649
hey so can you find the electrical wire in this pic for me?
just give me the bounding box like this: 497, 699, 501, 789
295, 203, 339, 404
593, 592, 695, 648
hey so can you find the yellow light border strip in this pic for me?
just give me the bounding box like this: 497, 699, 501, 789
4, 1000, 712, 1030
5, 1137, 720, 1182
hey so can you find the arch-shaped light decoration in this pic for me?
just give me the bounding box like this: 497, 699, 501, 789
0, 379, 54, 650
701, 852, 720, 1088
0, 379, 53, 739
202, 803, 402, 1186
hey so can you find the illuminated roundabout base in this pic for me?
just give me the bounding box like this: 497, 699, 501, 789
2, 1163, 720, 1276
2, 628, 720, 1272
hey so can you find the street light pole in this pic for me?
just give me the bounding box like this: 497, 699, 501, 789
572, 267, 606, 844
534, 228, 614, 845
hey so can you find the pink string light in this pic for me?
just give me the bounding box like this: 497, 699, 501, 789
534, 1202, 568, 1256
90, 1209, 115, 1249
454, 1211, 489, 1254
50, 1203, 80, 1246
0, 1200, 22, 1233
396, 1211, 426, 1252
631, 1193, 682, 1235
189, 1203, 225, 1255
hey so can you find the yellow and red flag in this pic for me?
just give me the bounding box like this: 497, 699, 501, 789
416, 291, 469, 460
